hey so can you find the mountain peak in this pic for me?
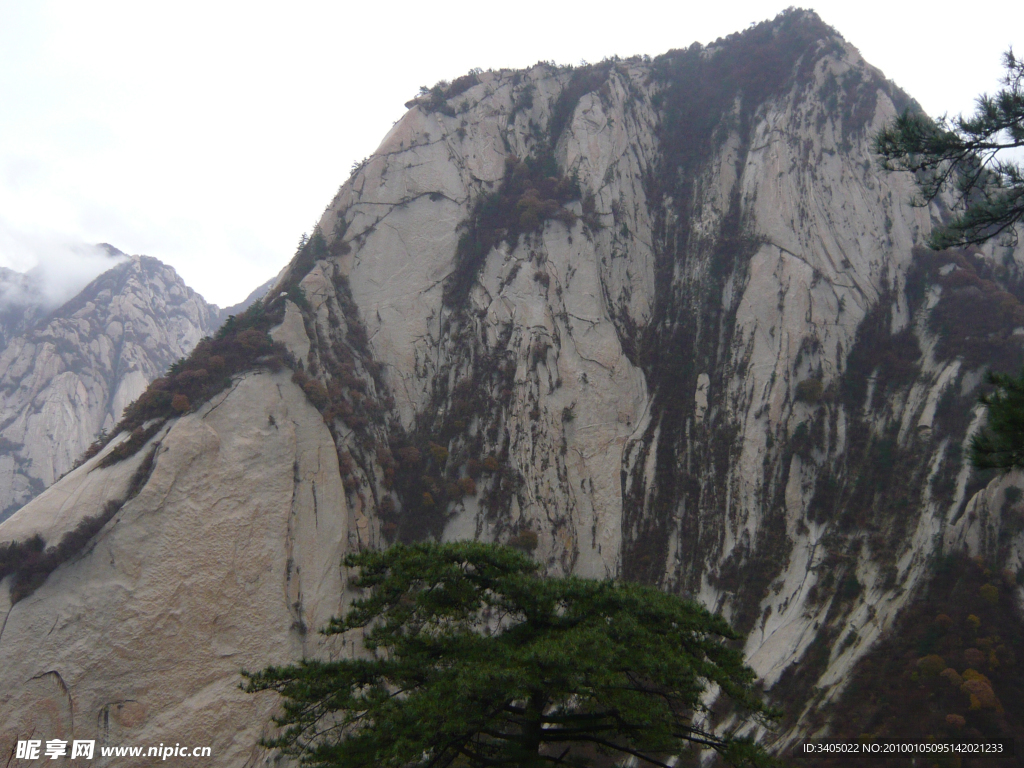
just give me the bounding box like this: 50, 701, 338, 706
0, 252, 221, 520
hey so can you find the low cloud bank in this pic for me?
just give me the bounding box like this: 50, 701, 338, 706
0, 222, 126, 317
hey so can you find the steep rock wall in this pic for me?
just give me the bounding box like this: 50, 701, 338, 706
304, 13, 1024, 738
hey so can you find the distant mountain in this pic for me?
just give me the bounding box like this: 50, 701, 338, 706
0, 249, 282, 521
0, 266, 43, 347
0, 244, 127, 347
0, 255, 219, 520
217, 272, 279, 324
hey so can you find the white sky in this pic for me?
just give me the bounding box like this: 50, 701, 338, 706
1, 1, 1021, 306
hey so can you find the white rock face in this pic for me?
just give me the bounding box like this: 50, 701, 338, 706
2, 10, 1023, 756
0, 371, 347, 765
0, 256, 219, 520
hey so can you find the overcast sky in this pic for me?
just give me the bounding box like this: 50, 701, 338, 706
1, 1, 1021, 306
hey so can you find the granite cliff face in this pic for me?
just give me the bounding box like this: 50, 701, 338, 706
3, 10, 1024, 761
0, 256, 219, 520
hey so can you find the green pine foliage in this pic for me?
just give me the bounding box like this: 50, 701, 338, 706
971, 369, 1024, 471
244, 542, 779, 768
875, 50, 1024, 248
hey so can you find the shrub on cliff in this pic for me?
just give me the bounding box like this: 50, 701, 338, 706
87, 299, 286, 465
443, 153, 581, 308
917, 654, 946, 677
794, 378, 824, 403
1, 446, 157, 603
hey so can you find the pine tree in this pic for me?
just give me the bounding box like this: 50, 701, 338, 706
970, 369, 1024, 470
877, 51, 1024, 470
875, 50, 1024, 248
244, 542, 779, 768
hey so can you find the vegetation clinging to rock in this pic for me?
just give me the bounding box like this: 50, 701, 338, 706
1, 446, 158, 603
797, 555, 1024, 764
443, 153, 581, 308
82, 300, 285, 465
78, 230, 345, 468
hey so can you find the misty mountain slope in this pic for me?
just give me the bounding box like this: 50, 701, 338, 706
0, 255, 219, 520
0, 244, 126, 348
2, 9, 1023, 759
0, 267, 47, 348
